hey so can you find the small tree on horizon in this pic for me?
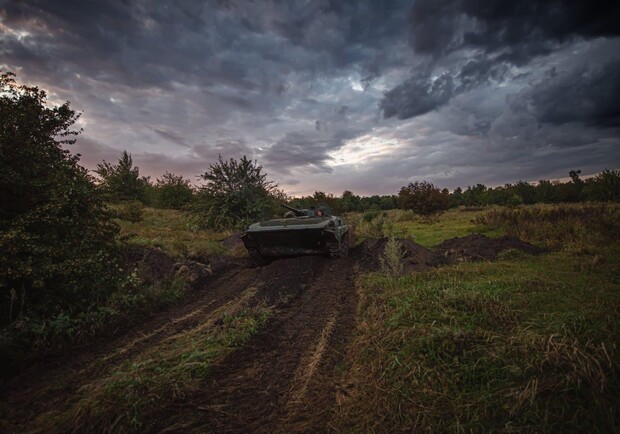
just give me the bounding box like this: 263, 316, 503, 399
95, 150, 149, 202
155, 171, 194, 209
398, 181, 449, 216
190, 155, 276, 230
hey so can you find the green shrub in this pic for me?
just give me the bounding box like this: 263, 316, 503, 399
155, 172, 194, 210
0, 72, 123, 343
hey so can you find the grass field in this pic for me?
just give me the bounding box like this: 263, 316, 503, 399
112, 205, 229, 257
112, 203, 620, 431
8, 203, 617, 433
334, 204, 620, 432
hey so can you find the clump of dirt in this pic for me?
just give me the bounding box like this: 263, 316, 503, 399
123, 244, 176, 282
221, 232, 244, 249
356, 234, 544, 272
355, 238, 434, 272
434, 234, 544, 264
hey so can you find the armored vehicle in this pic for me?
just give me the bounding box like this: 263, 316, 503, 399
241, 203, 349, 260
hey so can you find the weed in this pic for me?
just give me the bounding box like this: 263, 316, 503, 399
379, 237, 404, 276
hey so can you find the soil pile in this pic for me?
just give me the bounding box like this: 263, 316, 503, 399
435, 234, 544, 264
123, 245, 176, 281
355, 237, 434, 272
221, 232, 244, 249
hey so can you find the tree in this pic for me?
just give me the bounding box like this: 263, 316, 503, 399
191, 155, 276, 229
398, 181, 449, 215
155, 172, 193, 209
340, 190, 361, 212
0, 72, 120, 327
584, 169, 620, 202
95, 150, 149, 202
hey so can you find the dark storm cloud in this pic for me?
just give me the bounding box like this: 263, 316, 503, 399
530, 60, 620, 128
1, 0, 414, 176
380, 71, 455, 119
262, 131, 340, 174
192, 140, 254, 162
381, 0, 620, 120
152, 128, 189, 147
3, 0, 618, 195
410, 0, 620, 60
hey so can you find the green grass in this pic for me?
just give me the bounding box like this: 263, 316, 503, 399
33, 288, 271, 433
113, 206, 228, 257
392, 208, 503, 247
347, 208, 503, 247
334, 207, 620, 433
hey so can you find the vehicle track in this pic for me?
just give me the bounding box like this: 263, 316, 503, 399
0, 262, 258, 432
158, 255, 358, 433
1, 254, 359, 434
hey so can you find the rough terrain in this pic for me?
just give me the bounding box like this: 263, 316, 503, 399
0, 234, 542, 433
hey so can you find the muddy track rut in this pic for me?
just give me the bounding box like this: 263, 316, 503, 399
0, 254, 359, 433
159, 255, 358, 433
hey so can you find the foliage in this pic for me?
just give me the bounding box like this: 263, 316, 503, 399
154, 171, 194, 209
447, 169, 620, 208
115, 206, 226, 257
95, 150, 150, 203
190, 155, 276, 230
475, 203, 620, 250
0, 72, 121, 334
398, 181, 449, 215
379, 237, 404, 276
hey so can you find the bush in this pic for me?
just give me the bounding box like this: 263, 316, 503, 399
155, 172, 194, 209
398, 181, 449, 215
0, 72, 122, 345
95, 151, 150, 203
190, 155, 276, 230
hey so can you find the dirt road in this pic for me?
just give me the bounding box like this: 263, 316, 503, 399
1, 254, 359, 433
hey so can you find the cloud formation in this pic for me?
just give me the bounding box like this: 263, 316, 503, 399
1, 0, 618, 195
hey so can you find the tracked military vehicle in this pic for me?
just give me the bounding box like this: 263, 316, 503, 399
241, 203, 349, 261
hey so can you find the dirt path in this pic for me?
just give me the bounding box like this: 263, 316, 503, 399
0, 254, 359, 434
158, 255, 358, 433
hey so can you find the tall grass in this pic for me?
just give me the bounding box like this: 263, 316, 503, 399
475, 203, 620, 250
114, 206, 227, 257
333, 204, 620, 432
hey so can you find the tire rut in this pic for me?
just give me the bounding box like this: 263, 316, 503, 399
0, 264, 259, 432
158, 256, 358, 434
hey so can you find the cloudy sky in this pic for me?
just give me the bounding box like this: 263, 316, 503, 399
2, 0, 619, 196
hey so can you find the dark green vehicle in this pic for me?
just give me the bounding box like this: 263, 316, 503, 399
241, 203, 349, 261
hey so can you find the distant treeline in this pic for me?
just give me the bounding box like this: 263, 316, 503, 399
289, 169, 620, 214
101, 153, 619, 215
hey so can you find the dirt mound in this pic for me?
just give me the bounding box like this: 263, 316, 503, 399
221, 231, 244, 249
355, 238, 434, 272
435, 234, 544, 264
123, 244, 176, 281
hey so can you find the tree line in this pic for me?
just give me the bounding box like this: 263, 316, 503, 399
98, 146, 620, 218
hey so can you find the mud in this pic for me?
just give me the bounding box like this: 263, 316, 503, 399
435, 234, 544, 264
221, 232, 244, 249
0, 233, 544, 433
356, 237, 434, 272
124, 244, 177, 281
